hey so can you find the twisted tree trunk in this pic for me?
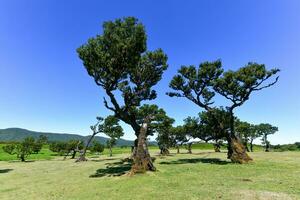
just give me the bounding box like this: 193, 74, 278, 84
227, 136, 252, 163
130, 122, 156, 174
227, 110, 252, 163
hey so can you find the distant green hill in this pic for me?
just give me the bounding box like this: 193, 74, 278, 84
0, 128, 157, 146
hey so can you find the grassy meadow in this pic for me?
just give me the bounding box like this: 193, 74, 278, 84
1, 147, 300, 200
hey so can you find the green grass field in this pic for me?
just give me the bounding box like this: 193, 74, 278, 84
1, 149, 300, 200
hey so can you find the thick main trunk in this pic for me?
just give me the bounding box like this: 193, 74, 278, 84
265, 143, 270, 152
20, 154, 25, 162
213, 143, 221, 152
227, 109, 252, 163
227, 136, 253, 163
71, 150, 76, 159
131, 122, 155, 173
160, 146, 170, 155
187, 143, 192, 154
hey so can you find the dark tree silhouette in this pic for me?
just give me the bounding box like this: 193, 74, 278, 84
154, 111, 175, 155
103, 116, 124, 157
170, 126, 189, 154
257, 123, 278, 152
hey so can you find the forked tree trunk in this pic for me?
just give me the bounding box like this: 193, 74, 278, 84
130, 122, 156, 174
227, 136, 253, 163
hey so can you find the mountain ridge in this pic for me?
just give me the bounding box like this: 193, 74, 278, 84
0, 127, 157, 146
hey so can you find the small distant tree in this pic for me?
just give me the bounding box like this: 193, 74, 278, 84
66, 140, 84, 159
103, 116, 124, 157
90, 140, 104, 155
106, 138, 117, 157
34, 135, 47, 154
2, 144, 16, 155
76, 117, 105, 162
154, 112, 175, 155
170, 126, 188, 154
201, 109, 231, 152
235, 121, 252, 152
257, 123, 278, 152
49, 141, 68, 155
37, 135, 48, 144
32, 142, 43, 154
185, 108, 230, 152
182, 117, 199, 154
15, 137, 35, 162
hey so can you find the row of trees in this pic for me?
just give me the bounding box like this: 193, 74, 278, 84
2, 119, 124, 162
2, 135, 47, 161
2, 136, 121, 162
49, 140, 104, 159
77, 17, 280, 172
155, 113, 279, 155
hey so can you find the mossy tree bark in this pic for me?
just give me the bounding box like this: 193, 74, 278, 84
131, 122, 156, 173
226, 136, 252, 163
227, 112, 252, 163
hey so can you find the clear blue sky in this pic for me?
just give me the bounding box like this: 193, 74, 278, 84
0, 0, 299, 144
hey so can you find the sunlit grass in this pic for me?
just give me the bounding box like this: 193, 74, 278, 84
1, 150, 299, 200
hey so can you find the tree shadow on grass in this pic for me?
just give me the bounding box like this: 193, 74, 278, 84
8, 160, 35, 163
193, 151, 227, 155
90, 158, 118, 162
0, 169, 13, 173
90, 159, 132, 178
159, 158, 231, 165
